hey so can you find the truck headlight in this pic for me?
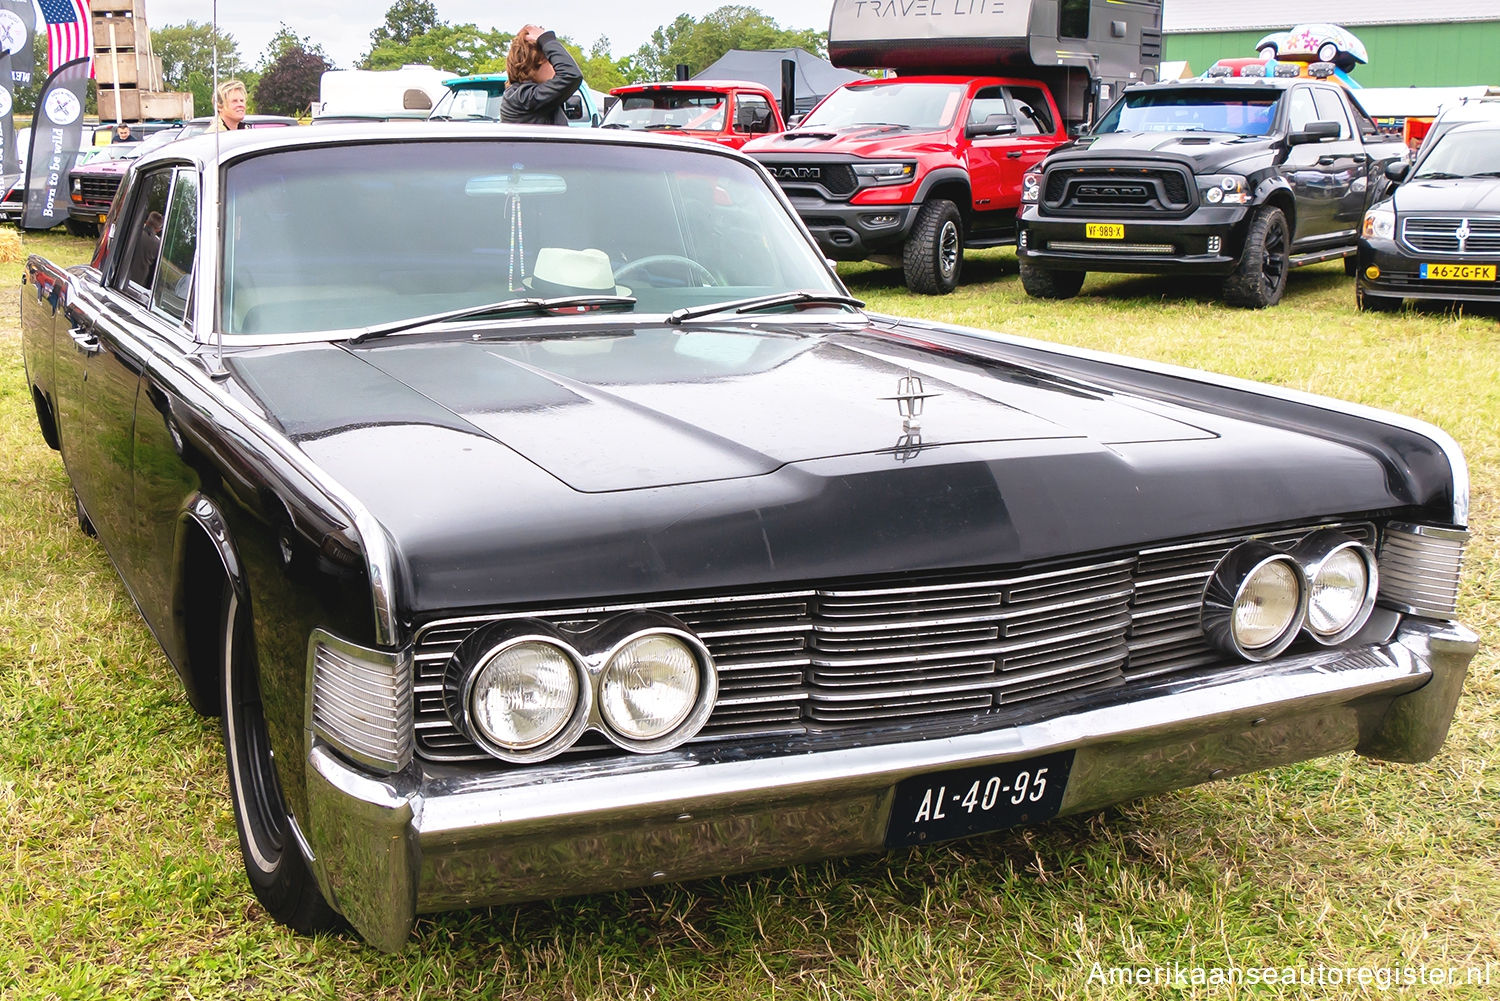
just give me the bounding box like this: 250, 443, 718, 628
1363, 203, 1395, 241
852, 161, 916, 186
1021, 169, 1043, 203
1198, 174, 1250, 205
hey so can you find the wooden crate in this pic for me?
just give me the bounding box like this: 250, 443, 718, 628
98, 90, 193, 122
93, 14, 146, 50
95, 52, 158, 87
89, 0, 147, 16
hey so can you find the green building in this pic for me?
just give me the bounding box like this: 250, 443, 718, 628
1163, 2, 1500, 88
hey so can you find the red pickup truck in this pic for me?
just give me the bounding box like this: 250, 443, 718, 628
743, 75, 1067, 293
603, 80, 785, 150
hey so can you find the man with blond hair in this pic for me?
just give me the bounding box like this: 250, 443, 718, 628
212, 79, 248, 132
498, 25, 582, 126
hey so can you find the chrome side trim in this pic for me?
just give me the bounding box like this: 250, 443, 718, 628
880, 315, 1471, 528
73, 278, 402, 646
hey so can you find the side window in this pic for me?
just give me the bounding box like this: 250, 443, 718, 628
151, 170, 198, 324
119, 170, 172, 295
967, 86, 1009, 128
1310, 88, 1352, 138
1287, 88, 1319, 133
1058, 0, 1090, 39
1348, 98, 1381, 137
736, 93, 774, 133
1007, 86, 1055, 135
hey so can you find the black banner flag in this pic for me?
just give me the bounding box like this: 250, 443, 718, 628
23, 56, 90, 230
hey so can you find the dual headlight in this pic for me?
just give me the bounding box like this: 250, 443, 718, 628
1203, 530, 1378, 661
444, 613, 717, 762
1198, 174, 1251, 205
852, 161, 917, 186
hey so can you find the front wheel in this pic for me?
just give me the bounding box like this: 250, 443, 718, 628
1222, 206, 1290, 308
221, 586, 339, 933
1019, 261, 1085, 299
902, 199, 963, 294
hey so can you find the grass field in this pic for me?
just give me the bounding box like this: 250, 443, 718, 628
2, 234, 1495, 1000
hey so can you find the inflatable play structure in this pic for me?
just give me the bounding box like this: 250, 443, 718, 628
1204, 23, 1367, 88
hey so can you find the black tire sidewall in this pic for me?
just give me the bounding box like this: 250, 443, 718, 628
903, 199, 963, 294
1224, 206, 1290, 308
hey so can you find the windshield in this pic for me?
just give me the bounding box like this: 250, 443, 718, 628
221, 140, 843, 334
1413, 127, 1500, 178
603, 91, 727, 132
801, 83, 965, 131
1094, 89, 1282, 136
430, 86, 503, 121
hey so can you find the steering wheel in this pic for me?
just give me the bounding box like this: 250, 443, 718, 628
614, 255, 721, 288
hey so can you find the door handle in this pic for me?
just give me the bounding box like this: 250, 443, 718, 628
1318, 155, 1338, 165
68, 327, 101, 355
1351, 154, 1368, 163
1006, 150, 1024, 158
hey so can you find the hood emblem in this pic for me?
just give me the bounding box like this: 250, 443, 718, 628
882, 374, 939, 433
1456, 218, 1471, 252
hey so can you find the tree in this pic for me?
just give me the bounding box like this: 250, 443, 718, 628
152, 22, 245, 118
368, 0, 442, 50
630, 6, 826, 82
362, 23, 509, 76
253, 25, 333, 116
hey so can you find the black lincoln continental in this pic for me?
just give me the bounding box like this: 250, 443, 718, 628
21, 124, 1476, 950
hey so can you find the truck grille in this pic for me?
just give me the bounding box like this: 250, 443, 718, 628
1044, 167, 1191, 212
411, 521, 1375, 761
76, 174, 123, 209
1400, 216, 1500, 255
762, 162, 859, 197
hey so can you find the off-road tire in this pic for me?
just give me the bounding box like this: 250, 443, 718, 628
1222, 206, 1290, 308
1356, 286, 1402, 313
221, 586, 340, 934
1019, 261, 1086, 299
902, 199, 963, 294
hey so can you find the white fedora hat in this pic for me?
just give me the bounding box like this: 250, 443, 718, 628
523, 247, 631, 297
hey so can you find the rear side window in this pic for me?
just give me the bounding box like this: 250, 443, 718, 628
1310, 88, 1352, 138
151, 171, 198, 323
1008, 86, 1055, 135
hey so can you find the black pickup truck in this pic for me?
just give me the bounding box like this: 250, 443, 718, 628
1016, 75, 1408, 307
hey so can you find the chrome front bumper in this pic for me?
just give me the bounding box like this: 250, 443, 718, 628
303, 618, 1477, 951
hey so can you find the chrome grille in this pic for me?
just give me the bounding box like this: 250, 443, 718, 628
413, 522, 1377, 761
1400, 216, 1500, 255
77, 174, 123, 208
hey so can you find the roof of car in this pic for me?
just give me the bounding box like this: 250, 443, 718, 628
612, 80, 772, 94
1126, 76, 1328, 94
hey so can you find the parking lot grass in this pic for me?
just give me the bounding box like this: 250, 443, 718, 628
3, 236, 1496, 999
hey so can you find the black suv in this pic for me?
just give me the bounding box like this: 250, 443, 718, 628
1016, 76, 1407, 307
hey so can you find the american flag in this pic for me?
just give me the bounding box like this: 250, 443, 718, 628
39, 0, 93, 75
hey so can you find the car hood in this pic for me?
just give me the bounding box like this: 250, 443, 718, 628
1059, 132, 1272, 171
226, 321, 1410, 611
745, 125, 950, 158
1392, 177, 1500, 214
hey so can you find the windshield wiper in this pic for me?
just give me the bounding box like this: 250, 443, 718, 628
666, 291, 865, 326
1466, 171, 1500, 177
350, 295, 637, 343
1414, 171, 1463, 179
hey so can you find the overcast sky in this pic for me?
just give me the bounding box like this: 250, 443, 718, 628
146, 3, 832, 70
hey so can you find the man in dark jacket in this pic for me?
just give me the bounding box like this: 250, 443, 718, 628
499, 25, 584, 126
